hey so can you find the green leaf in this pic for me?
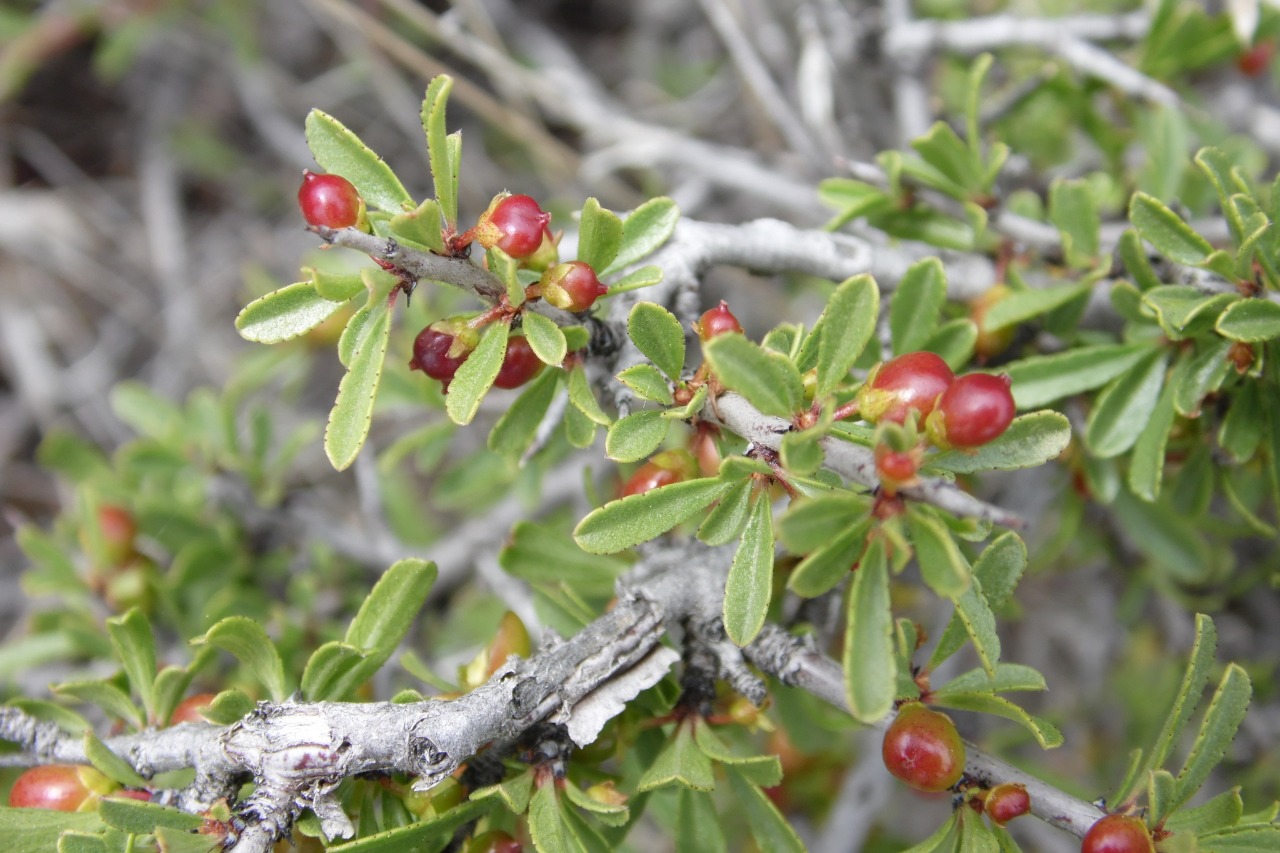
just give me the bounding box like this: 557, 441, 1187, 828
921, 317, 978, 369
98, 798, 205, 834
906, 508, 971, 599
934, 692, 1063, 748
566, 362, 612, 426
563, 402, 598, 448
56, 831, 105, 853
934, 663, 1046, 697
1085, 348, 1169, 458
950, 573, 1001, 677
347, 559, 435, 654
724, 767, 806, 853
605, 197, 680, 276
1199, 826, 1280, 853
1128, 377, 1177, 500
307, 267, 365, 303
697, 479, 755, 546
574, 478, 732, 554
105, 609, 157, 724
812, 275, 880, 397
845, 538, 895, 723
0, 809, 102, 853
83, 732, 145, 786
927, 412, 1070, 473
1163, 788, 1242, 835
981, 282, 1093, 332
912, 122, 982, 196
326, 799, 493, 852
779, 429, 823, 476
577, 197, 623, 273
638, 723, 716, 792
421, 76, 457, 227
628, 302, 686, 382
194, 616, 288, 701
325, 296, 391, 470
445, 321, 509, 426
1215, 299, 1280, 342
1119, 228, 1164, 291
488, 367, 562, 460
1143, 286, 1237, 337
1004, 344, 1152, 409
387, 198, 445, 253
302, 641, 368, 702
1050, 179, 1101, 267
779, 493, 871, 553
305, 110, 412, 213
818, 178, 896, 229
1130, 192, 1213, 265
472, 769, 534, 814
52, 681, 142, 731
203, 688, 255, 725
930, 532, 1026, 668
236, 282, 346, 344
676, 789, 728, 853
1111, 489, 1213, 584
605, 411, 670, 463
787, 519, 869, 598
616, 364, 673, 405
605, 265, 664, 295
521, 312, 568, 366
1176, 338, 1233, 416
890, 258, 947, 354
704, 335, 803, 418
562, 780, 629, 827
722, 493, 775, 646
1172, 664, 1252, 808
898, 814, 958, 853
501, 523, 629, 596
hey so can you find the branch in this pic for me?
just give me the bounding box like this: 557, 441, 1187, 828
743, 624, 1106, 838
711, 392, 1024, 529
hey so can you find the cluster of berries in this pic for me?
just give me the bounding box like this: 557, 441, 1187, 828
298, 177, 608, 394
856, 350, 1015, 496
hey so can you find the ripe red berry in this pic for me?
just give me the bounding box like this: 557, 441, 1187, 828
984, 782, 1031, 826
297, 170, 362, 229
409, 323, 476, 391
881, 703, 966, 793
875, 445, 920, 494
620, 450, 697, 498
494, 335, 544, 389
540, 261, 607, 312
8, 765, 112, 811
931, 373, 1016, 449
1081, 814, 1155, 853
1237, 40, 1275, 77
475, 194, 552, 259
858, 352, 955, 426
170, 693, 217, 725
696, 301, 744, 340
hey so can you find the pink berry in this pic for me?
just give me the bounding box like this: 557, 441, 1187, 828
476, 194, 551, 259
696, 301, 744, 340
540, 261, 607, 312
297, 171, 361, 228
858, 352, 955, 425
494, 336, 543, 389
933, 373, 1015, 449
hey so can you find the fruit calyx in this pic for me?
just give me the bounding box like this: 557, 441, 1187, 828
540, 260, 607, 312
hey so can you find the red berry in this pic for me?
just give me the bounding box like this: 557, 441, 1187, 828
620, 450, 697, 498
297, 171, 361, 229
1237, 40, 1275, 77
8, 765, 111, 811
494, 335, 544, 389
409, 323, 475, 391
1081, 814, 1155, 853
170, 693, 217, 725
984, 782, 1030, 826
875, 446, 919, 494
881, 703, 965, 793
476, 194, 552, 259
858, 352, 954, 426
540, 261, 607, 312
696, 301, 744, 340
932, 373, 1016, 449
